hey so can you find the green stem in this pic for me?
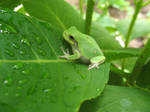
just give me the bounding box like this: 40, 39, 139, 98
79, 0, 84, 16
110, 64, 130, 79
85, 0, 95, 34
125, 0, 143, 48
128, 38, 150, 85
142, 0, 150, 7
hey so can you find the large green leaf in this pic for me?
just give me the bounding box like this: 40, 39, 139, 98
80, 85, 150, 112
103, 48, 141, 62
22, 0, 121, 49
0, 9, 110, 112
23, 0, 84, 32
116, 19, 150, 40
0, 0, 21, 9
91, 23, 121, 49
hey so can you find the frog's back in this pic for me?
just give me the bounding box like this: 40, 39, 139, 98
77, 34, 103, 59
67, 26, 103, 59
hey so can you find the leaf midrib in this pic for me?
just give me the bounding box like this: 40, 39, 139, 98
0, 59, 68, 63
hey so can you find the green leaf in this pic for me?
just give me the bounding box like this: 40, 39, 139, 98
23, 0, 84, 32
0, 0, 21, 9
96, 16, 116, 29
0, 9, 110, 112
91, 23, 121, 49
103, 48, 141, 62
80, 85, 150, 112
116, 19, 150, 40
137, 60, 150, 88
22, 0, 121, 50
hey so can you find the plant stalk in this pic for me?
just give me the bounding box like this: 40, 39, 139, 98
122, 0, 143, 71
79, 0, 84, 16
110, 64, 130, 79
125, 0, 143, 48
128, 38, 150, 85
142, 0, 150, 7
85, 0, 95, 34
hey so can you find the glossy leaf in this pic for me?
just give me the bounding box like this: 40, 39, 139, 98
23, 0, 84, 32
80, 85, 150, 112
91, 23, 121, 49
103, 48, 141, 62
22, 0, 121, 49
0, 9, 110, 112
116, 19, 150, 40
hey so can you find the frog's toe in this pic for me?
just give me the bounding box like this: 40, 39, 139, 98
88, 63, 99, 70
60, 47, 70, 55
59, 55, 69, 60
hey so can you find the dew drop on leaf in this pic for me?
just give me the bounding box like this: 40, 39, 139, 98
0, 29, 3, 33
80, 74, 86, 79
42, 73, 50, 79
12, 42, 19, 49
21, 38, 31, 47
35, 37, 42, 45
3, 77, 13, 86
38, 48, 46, 56
27, 85, 37, 96
4, 49, 15, 57
0, 9, 7, 14
21, 70, 30, 75
18, 79, 27, 85
15, 93, 21, 97
43, 88, 51, 94
96, 88, 100, 92
13, 63, 23, 70
19, 50, 25, 55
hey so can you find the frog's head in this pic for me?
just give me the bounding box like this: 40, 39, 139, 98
63, 26, 78, 45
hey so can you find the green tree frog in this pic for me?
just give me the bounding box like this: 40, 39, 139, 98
59, 26, 105, 70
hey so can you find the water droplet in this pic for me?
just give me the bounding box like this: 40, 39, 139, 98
72, 85, 80, 91
19, 50, 25, 55
15, 93, 20, 97
18, 79, 27, 85
4, 49, 14, 57
96, 88, 100, 92
27, 85, 36, 96
13, 63, 23, 70
12, 42, 19, 49
0, 9, 7, 14
43, 88, 51, 94
0, 29, 3, 33
35, 37, 42, 45
21, 70, 30, 75
80, 74, 86, 79
42, 73, 50, 79
3, 77, 13, 86
38, 48, 46, 56
21, 38, 31, 47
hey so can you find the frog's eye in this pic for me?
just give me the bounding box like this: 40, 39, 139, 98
69, 35, 75, 41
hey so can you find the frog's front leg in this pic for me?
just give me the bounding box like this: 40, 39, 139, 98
59, 47, 80, 60
88, 56, 105, 70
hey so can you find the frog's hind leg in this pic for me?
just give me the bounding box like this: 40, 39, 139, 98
88, 63, 100, 70
88, 56, 105, 70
